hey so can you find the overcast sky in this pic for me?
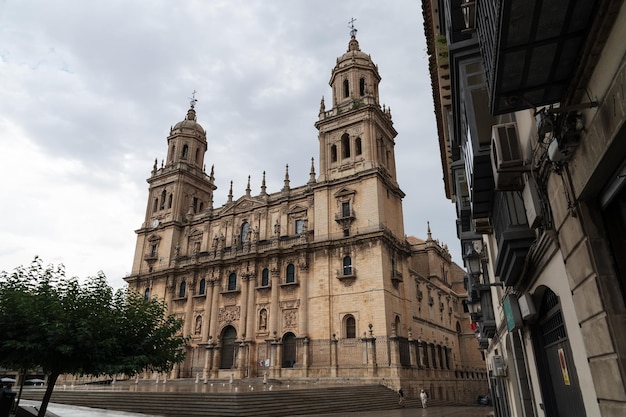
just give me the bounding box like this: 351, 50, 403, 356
0, 0, 460, 289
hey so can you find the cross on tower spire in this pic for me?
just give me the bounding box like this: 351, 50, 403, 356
348, 17, 357, 38
188, 90, 198, 109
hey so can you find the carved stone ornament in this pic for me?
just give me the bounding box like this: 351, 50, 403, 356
283, 309, 297, 329
218, 305, 240, 325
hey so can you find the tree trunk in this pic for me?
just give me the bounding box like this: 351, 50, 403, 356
14, 368, 27, 414
37, 372, 59, 417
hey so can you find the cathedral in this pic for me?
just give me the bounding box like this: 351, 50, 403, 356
125, 29, 486, 401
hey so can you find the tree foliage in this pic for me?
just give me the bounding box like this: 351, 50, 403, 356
0, 257, 188, 417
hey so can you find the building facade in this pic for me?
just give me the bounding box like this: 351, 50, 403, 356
124, 31, 487, 401
423, 0, 626, 416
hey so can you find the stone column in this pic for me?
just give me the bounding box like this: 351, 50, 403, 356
362, 324, 377, 377
408, 330, 417, 368
269, 270, 280, 335
208, 278, 220, 340
203, 339, 215, 381
330, 334, 339, 377
302, 337, 310, 377
239, 275, 250, 338
417, 339, 424, 368
202, 279, 214, 342
269, 337, 282, 378
245, 275, 256, 342
236, 340, 246, 379
211, 342, 221, 379
298, 270, 308, 336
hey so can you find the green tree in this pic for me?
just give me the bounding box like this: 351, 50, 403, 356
0, 258, 188, 417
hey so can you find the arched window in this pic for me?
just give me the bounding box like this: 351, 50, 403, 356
228, 273, 237, 291
144, 288, 150, 301
153, 198, 158, 212
282, 332, 297, 368
181, 144, 189, 159
355, 137, 362, 155
195, 148, 200, 163
199, 278, 206, 295
345, 315, 356, 338
179, 281, 186, 298
261, 268, 270, 287
241, 222, 250, 243
341, 134, 350, 158
160, 190, 166, 210
168, 193, 173, 209
359, 77, 365, 96
343, 256, 352, 275
220, 326, 237, 369
395, 315, 401, 336
331, 144, 337, 162
343, 79, 349, 98
286, 264, 295, 283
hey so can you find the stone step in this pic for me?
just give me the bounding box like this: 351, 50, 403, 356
19, 384, 405, 417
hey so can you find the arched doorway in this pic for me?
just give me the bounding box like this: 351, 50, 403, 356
282, 332, 296, 368
220, 326, 238, 370
531, 287, 585, 416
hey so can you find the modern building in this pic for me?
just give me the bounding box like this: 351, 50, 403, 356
423, 0, 626, 416
124, 29, 487, 401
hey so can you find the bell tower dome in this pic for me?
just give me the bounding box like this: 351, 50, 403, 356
315, 27, 399, 186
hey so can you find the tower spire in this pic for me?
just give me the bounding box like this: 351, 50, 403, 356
308, 157, 316, 184
282, 164, 290, 192
228, 181, 233, 203
260, 171, 267, 196
348, 17, 357, 38
246, 175, 251, 197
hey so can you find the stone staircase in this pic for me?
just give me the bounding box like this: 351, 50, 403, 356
19, 383, 426, 417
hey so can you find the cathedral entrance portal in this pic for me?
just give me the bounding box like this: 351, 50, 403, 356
220, 326, 238, 370
282, 332, 296, 368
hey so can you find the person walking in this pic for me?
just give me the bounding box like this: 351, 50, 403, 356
398, 387, 405, 407
420, 389, 428, 408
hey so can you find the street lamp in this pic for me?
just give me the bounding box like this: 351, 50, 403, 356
463, 242, 482, 276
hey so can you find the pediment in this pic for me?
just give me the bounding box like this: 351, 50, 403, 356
222, 197, 265, 215
188, 228, 203, 238
334, 187, 356, 198
287, 204, 308, 214
147, 233, 161, 242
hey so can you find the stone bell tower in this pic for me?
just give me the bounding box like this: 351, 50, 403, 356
313, 26, 405, 241
131, 97, 216, 276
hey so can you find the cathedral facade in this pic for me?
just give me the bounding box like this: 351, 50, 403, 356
125, 32, 486, 401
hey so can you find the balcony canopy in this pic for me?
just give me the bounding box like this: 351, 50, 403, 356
477, 0, 599, 115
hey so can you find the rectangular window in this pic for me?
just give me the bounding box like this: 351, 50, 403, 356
295, 219, 304, 234
342, 202, 350, 218
150, 245, 157, 257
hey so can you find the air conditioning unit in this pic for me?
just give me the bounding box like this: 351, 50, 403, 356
491, 122, 526, 190
491, 355, 507, 377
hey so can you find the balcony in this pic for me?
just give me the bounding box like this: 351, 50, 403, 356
220, 284, 241, 294
391, 270, 403, 285
476, 0, 600, 115
336, 267, 357, 281
492, 192, 536, 287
